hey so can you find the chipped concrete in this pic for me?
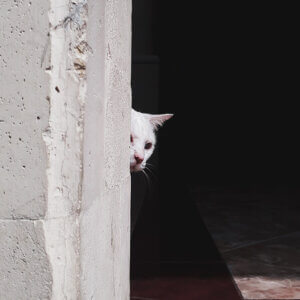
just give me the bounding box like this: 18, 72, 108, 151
0, 0, 132, 298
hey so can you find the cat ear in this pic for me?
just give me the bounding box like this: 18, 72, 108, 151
147, 113, 174, 130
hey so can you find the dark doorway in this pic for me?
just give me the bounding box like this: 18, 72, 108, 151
131, 2, 300, 299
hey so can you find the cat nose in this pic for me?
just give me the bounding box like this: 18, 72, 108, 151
134, 154, 144, 164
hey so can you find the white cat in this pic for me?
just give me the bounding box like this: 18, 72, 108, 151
130, 109, 173, 172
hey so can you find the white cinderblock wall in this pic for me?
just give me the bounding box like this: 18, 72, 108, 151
0, 0, 132, 299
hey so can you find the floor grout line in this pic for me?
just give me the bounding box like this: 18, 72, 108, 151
220, 230, 300, 254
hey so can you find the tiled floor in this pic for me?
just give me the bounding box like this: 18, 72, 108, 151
193, 186, 300, 299
131, 262, 242, 300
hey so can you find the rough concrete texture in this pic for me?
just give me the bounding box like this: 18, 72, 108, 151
0, 0, 132, 298
80, 0, 132, 298
0, 0, 50, 220
0, 221, 52, 299
0, 0, 52, 298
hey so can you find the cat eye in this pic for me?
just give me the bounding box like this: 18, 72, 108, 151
130, 135, 133, 143
145, 142, 152, 150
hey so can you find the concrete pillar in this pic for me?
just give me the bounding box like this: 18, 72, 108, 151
0, 0, 132, 299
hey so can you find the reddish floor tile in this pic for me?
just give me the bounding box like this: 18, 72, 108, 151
131, 262, 242, 300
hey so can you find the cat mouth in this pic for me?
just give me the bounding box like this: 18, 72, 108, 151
130, 163, 143, 172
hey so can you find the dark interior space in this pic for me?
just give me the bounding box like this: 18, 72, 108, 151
131, 2, 300, 299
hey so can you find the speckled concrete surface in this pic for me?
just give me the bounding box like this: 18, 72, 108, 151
0, 0, 132, 298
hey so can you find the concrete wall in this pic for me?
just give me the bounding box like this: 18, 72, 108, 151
0, 0, 131, 298
80, 0, 132, 298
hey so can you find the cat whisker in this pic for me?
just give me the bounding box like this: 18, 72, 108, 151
141, 169, 151, 190
144, 166, 157, 181
145, 162, 155, 167
145, 163, 157, 171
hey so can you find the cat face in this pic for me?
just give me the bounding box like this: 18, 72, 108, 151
130, 109, 173, 172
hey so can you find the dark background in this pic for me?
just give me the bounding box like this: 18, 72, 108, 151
131, 1, 300, 273
156, 3, 299, 187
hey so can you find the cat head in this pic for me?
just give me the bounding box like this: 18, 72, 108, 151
130, 109, 173, 172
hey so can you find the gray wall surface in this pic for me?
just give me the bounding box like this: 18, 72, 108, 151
0, 0, 132, 298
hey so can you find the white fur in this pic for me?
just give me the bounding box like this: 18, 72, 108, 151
130, 109, 173, 172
